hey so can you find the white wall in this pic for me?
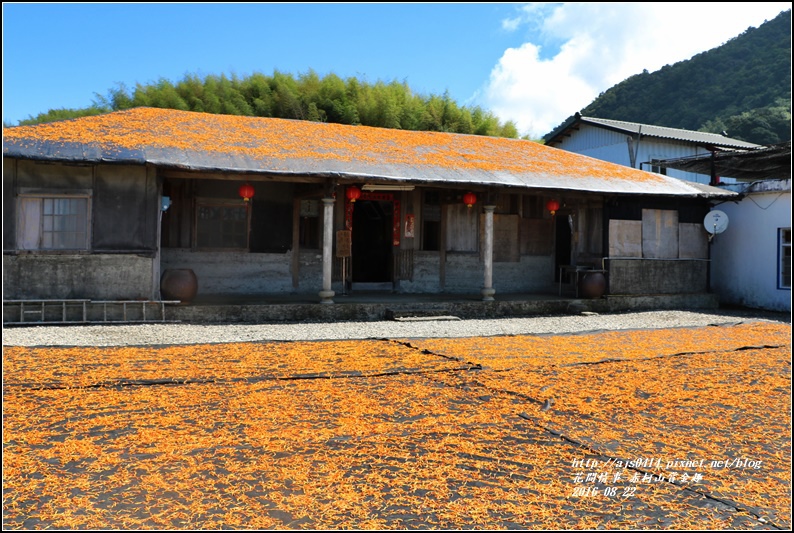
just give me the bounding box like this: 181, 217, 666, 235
557, 124, 727, 184
709, 180, 791, 312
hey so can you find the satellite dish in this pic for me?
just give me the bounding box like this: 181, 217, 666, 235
704, 210, 729, 234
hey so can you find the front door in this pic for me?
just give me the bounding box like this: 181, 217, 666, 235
352, 200, 393, 283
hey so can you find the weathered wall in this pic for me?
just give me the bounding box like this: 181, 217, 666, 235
162, 247, 557, 297
444, 253, 484, 293
399, 252, 554, 294
3, 254, 154, 300
398, 251, 441, 293
494, 255, 556, 293
606, 258, 708, 295
161, 249, 332, 295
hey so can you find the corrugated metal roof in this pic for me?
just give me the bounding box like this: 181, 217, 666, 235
546, 113, 760, 150
3, 107, 735, 198
654, 141, 791, 181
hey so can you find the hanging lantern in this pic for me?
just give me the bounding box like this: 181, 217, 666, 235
463, 192, 477, 208
346, 185, 362, 203
238, 183, 255, 202
546, 199, 560, 216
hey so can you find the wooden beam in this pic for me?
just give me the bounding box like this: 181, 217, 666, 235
162, 169, 328, 184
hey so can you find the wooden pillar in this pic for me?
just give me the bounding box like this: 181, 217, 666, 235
319, 197, 336, 304
481, 204, 496, 301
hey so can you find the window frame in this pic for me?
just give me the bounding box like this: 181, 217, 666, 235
16, 189, 92, 252
298, 199, 321, 249
779, 227, 791, 290
193, 197, 252, 252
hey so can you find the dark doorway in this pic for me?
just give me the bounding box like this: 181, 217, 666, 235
554, 214, 572, 282
352, 200, 393, 282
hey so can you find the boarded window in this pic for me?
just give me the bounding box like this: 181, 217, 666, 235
446, 203, 478, 252
608, 220, 642, 258
521, 218, 553, 255
17, 194, 91, 251
642, 209, 679, 259
482, 214, 519, 262
679, 223, 708, 259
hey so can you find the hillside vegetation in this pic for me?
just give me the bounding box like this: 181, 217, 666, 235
562, 9, 791, 145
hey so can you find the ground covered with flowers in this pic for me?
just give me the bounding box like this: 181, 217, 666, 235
3, 321, 791, 529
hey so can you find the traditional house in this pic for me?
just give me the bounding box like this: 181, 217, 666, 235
3, 108, 735, 320
546, 114, 790, 313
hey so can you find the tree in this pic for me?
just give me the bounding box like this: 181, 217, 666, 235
10, 69, 522, 140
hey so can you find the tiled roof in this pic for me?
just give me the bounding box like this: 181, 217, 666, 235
3, 107, 735, 198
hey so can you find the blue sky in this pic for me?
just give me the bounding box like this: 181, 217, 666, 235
2, 2, 790, 137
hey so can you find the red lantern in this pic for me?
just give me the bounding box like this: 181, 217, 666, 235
346, 185, 362, 203
238, 183, 255, 202
463, 192, 477, 208
546, 199, 560, 216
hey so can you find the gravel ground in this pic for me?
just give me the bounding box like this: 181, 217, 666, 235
3, 308, 789, 347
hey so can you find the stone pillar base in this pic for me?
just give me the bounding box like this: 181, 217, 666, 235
481, 287, 496, 301
319, 290, 335, 304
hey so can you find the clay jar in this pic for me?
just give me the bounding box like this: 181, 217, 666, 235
579, 271, 606, 299
160, 269, 198, 303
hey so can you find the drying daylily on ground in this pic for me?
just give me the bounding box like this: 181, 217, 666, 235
3, 322, 791, 529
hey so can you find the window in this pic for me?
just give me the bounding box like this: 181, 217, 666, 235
17, 193, 91, 251
299, 199, 320, 249
195, 199, 250, 250
780, 228, 791, 289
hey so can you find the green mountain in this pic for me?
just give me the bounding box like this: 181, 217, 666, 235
546, 9, 791, 145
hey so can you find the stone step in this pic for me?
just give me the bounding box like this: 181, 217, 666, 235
385, 308, 459, 321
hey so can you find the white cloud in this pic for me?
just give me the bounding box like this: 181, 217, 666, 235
480, 2, 791, 139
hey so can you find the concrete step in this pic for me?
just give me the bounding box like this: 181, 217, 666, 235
351, 282, 393, 291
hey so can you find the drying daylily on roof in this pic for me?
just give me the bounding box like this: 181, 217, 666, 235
3, 107, 733, 197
